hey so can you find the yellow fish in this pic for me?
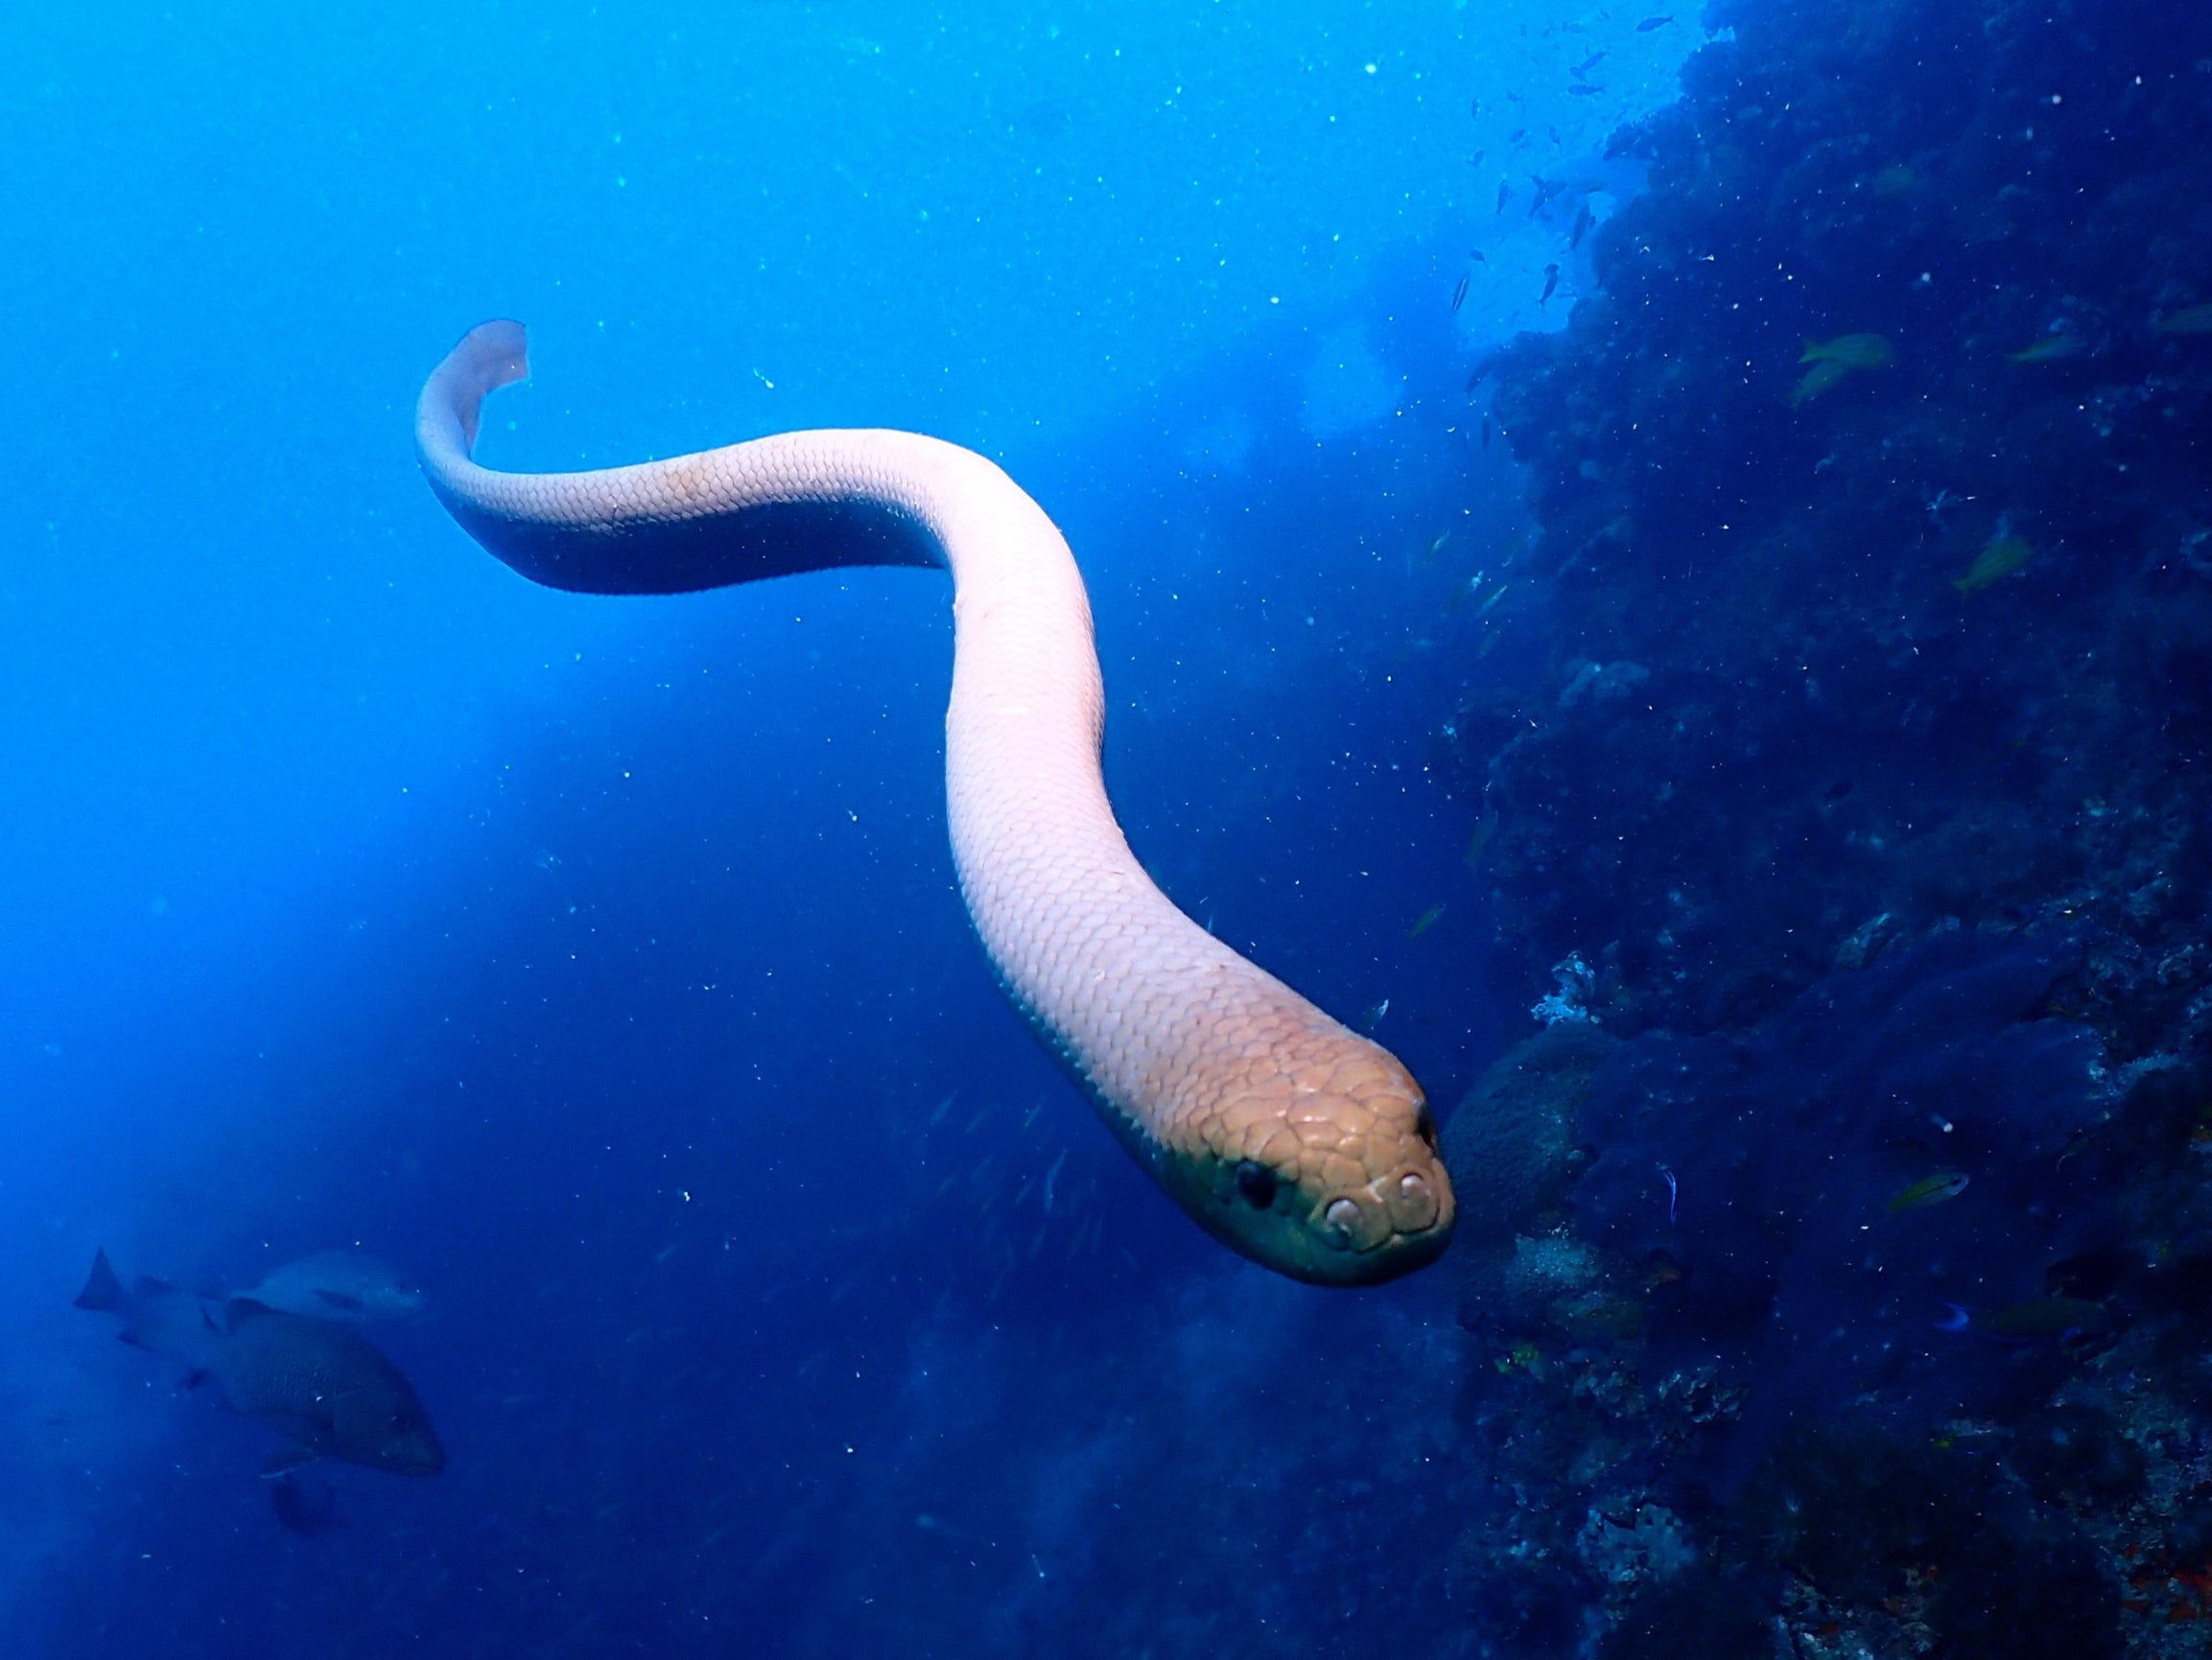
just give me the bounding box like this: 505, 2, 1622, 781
1889, 1170, 1969, 1213
1408, 902, 1447, 940
1790, 359, 1852, 405
1953, 529, 2033, 594
1790, 334, 1894, 405
1494, 1340, 1544, 1376
1802, 333, 1896, 369
2009, 334, 2083, 363
2154, 303, 2212, 336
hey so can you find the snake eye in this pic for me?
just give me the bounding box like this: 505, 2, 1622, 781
1234, 1159, 1279, 1209
1415, 1105, 1439, 1151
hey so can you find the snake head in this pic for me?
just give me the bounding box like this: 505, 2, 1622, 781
1179, 1036, 1455, 1286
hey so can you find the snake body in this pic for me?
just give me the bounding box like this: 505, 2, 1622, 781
416, 321, 1453, 1285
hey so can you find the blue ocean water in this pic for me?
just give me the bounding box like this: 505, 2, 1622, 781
9, 0, 2209, 1653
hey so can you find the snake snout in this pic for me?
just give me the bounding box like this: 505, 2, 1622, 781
1188, 1040, 1454, 1284
1300, 1081, 1454, 1280
1320, 1167, 1447, 1251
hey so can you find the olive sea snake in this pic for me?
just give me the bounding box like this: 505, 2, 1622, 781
416, 322, 1453, 1284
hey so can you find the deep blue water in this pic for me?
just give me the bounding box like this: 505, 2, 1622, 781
12, 0, 2210, 1654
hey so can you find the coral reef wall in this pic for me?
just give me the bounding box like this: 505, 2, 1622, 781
1436, 2, 2212, 1654
1456, 0, 2212, 1053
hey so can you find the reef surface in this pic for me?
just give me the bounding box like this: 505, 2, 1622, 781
1438, 0, 2212, 1651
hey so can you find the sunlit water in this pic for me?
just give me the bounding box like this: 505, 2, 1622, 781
1, 4, 1702, 1653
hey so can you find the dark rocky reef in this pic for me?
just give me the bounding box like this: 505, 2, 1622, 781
1575, 931, 2116, 1469
1451, 0, 2212, 1055
1440, 0, 2212, 1652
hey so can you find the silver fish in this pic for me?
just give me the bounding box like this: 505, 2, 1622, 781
233, 1250, 425, 1321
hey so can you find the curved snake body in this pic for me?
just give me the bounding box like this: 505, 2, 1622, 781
416, 321, 1453, 1284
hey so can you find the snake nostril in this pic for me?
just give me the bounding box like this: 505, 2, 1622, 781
1323, 1198, 1361, 1242
1394, 1171, 1440, 1232
1235, 1159, 1279, 1209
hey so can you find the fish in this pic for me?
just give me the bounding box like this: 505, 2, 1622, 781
1540, 265, 1561, 306
1571, 201, 1594, 250
1494, 1340, 1547, 1378
76, 1250, 444, 1477
1573, 50, 1608, 77
232, 1251, 425, 1321
1789, 358, 1855, 406
1527, 175, 1566, 218
1889, 1170, 1970, 1213
1953, 528, 2034, 594
1465, 809, 1501, 867
2009, 333, 2084, 363
269, 1470, 344, 1537
1637, 14, 1675, 30
1789, 333, 1894, 405
1451, 273, 1470, 313
2153, 303, 2212, 336
1423, 531, 1451, 563
1481, 414, 1493, 449
1408, 902, 1447, 940
1869, 162, 1919, 199
1359, 998, 1390, 1033
1496, 180, 1512, 215
1800, 333, 1896, 370
1568, 84, 1602, 97
74, 1252, 222, 1373
1938, 1296, 2110, 1344
1470, 247, 1487, 265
